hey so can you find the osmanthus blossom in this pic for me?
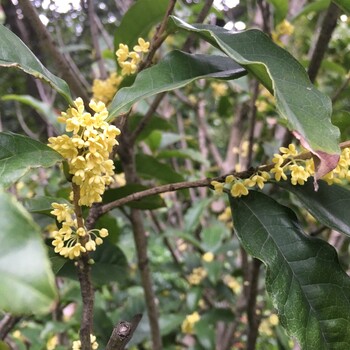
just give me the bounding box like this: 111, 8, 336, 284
211, 143, 350, 198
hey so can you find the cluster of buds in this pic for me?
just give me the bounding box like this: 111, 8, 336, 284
51, 203, 108, 260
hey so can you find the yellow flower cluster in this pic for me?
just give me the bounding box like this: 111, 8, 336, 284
92, 72, 123, 105
48, 98, 120, 206
72, 334, 98, 350
212, 144, 350, 198
116, 38, 150, 76
272, 19, 295, 45
51, 203, 108, 259
181, 311, 200, 334
223, 275, 242, 294
211, 82, 228, 97
202, 251, 214, 263
211, 171, 270, 198
258, 314, 279, 336
187, 267, 207, 285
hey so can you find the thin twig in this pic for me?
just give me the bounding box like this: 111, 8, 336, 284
137, 0, 177, 72
0, 314, 21, 340
18, 0, 90, 103
88, 0, 108, 79
307, 2, 340, 83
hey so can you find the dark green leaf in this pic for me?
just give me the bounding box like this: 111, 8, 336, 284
0, 25, 72, 104
157, 149, 210, 166
108, 50, 246, 118
58, 241, 128, 285
0, 191, 57, 314
279, 179, 350, 237
168, 17, 340, 163
114, 0, 169, 52
230, 191, 350, 348
24, 196, 69, 215
103, 183, 166, 210
0, 132, 63, 188
135, 154, 185, 183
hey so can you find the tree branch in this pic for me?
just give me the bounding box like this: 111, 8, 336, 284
307, 2, 341, 83
18, 0, 91, 103
87, 0, 107, 79
105, 314, 142, 350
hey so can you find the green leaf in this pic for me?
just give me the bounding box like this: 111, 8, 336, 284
0, 132, 63, 188
58, 241, 128, 285
266, 0, 289, 23
293, 0, 330, 20
229, 191, 350, 349
157, 149, 210, 166
279, 179, 350, 237
128, 114, 173, 142
103, 183, 166, 210
184, 198, 212, 232
332, 0, 350, 14
135, 154, 185, 183
168, 17, 340, 166
24, 196, 69, 215
108, 50, 246, 118
0, 24, 72, 104
114, 0, 169, 52
0, 191, 57, 314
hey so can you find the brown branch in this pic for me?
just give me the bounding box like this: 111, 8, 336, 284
18, 0, 91, 103
137, 0, 177, 72
117, 137, 163, 349
72, 183, 94, 350
307, 2, 341, 83
182, 0, 214, 52
87, 0, 107, 79
0, 314, 21, 340
105, 314, 142, 350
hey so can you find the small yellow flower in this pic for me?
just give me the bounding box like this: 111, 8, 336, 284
211, 180, 224, 195
181, 312, 200, 334
133, 38, 150, 53
116, 43, 129, 62
270, 165, 287, 182
202, 252, 214, 262
280, 143, 298, 157
187, 267, 207, 285
211, 82, 228, 97
289, 164, 310, 185
230, 182, 249, 197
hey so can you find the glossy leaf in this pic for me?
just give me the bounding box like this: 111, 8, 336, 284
168, 16, 340, 167
108, 50, 246, 118
230, 191, 350, 348
0, 191, 57, 314
0, 132, 63, 188
279, 179, 350, 237
103, 183, 166, 210
58, 241, 128, 285
135, 154, 185, 183
114, 0, 168, 52
24, 196, 69, 215
0, 25, 72, 104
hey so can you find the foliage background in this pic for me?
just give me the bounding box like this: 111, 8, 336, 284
0, 0, 350, 349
